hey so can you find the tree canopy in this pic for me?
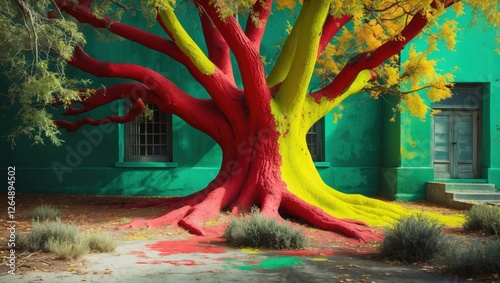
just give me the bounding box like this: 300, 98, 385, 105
1, 0, 498, 145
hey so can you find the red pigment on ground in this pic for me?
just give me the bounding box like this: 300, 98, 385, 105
129, 250, 150, 259
136, 260, 205, 266
162, 260, 204, 266
146, 236, 227, 256
278, 249, 335, 256
136, 259, 205, 266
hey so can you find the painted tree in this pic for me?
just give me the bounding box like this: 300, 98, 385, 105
3, 0, 499, 240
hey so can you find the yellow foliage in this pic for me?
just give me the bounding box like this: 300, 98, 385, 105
452, 1, 465, 16
402, 93, 428, 119
382, 64, 400, 88
437, 19, 459, 50
333, 112, 343, 123
430, 109, 442, 116
276, 0, 297, 10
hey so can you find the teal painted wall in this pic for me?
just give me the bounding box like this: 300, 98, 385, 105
1, 6, 499, 199
319, 93, 382, 196
379, 8, 500, 199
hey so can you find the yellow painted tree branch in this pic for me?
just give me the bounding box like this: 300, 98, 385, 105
265, 1, 309, 88
157, 7, 216, 75
274, 0, 332, 114
301, 69, 376, 134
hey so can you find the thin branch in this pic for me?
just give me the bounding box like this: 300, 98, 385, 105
318, 14, 353, 57
198, 7, 234, 81
245, 0, 273, 50
109, 0, 140, 12
55, 95, 145, 131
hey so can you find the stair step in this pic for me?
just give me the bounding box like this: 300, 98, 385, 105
445, 183, 496, 192
451, 191, 500, 201
426, 182, 499, 210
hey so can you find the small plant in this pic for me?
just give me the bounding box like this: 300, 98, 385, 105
15, 231, 27, 251
463, 204, 500, 236
438, 238, 500, 276
224, 207, 308, 250
24, 220, 80, 252
380, 213, 446, 263
29, 205, 61, 221
46, 237, 89, 260
85, 232, 117, 253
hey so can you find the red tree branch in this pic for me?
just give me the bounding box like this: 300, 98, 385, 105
53, 0, 184, 61
78, 0, 91, 8
153, 6, 249, 132
317, 14, 352, 57
53, 0, 240, 108
65, 47, 233, 142
69, 46, 167, 90
55, 0, 249, 136
311, 0, 456, 102
195, 1, 272, 125
199, 9, 234, 81
55, 95, 145, 132
245, 0, 274, 50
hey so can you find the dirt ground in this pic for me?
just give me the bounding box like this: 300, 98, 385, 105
0, 193, 484, 277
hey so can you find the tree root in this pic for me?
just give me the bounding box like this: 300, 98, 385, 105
118, 205, 192, 229
281, 192, 382, 242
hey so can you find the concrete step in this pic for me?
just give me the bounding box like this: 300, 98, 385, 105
426, 182, 499, 210
452, 191, 500, 201
444, 183, 496, 192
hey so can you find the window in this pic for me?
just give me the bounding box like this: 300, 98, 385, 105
125, 103, 172, 162
306, 119, 324, 162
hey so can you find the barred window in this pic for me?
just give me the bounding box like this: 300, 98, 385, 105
306, 119, 324, 162
125, 103, 172, 162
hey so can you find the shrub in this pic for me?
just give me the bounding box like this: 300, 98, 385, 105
24, 220, 81, 252
438, 238, 500, 276
464, 204, 500, 236
15, 231, 27, 251
224, 208, 308, 250
85, 232, 117, 253
29, 205, 61, 221
380, 213, 447, 263
46, 237, 89, 260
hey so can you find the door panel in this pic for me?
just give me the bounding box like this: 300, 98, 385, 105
433, 111, 478, 179
455, 113, 476, 178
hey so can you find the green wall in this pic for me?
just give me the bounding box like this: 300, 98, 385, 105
1, 6, 499, 199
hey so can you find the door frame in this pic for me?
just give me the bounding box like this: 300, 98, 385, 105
431, 84, 483, 180
432, 110, 479, 179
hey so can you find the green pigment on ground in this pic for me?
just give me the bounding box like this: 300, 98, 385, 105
224, 256, 303, 270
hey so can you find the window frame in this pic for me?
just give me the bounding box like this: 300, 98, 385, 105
306, 118, 325, 162
115, 101, 177, 168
